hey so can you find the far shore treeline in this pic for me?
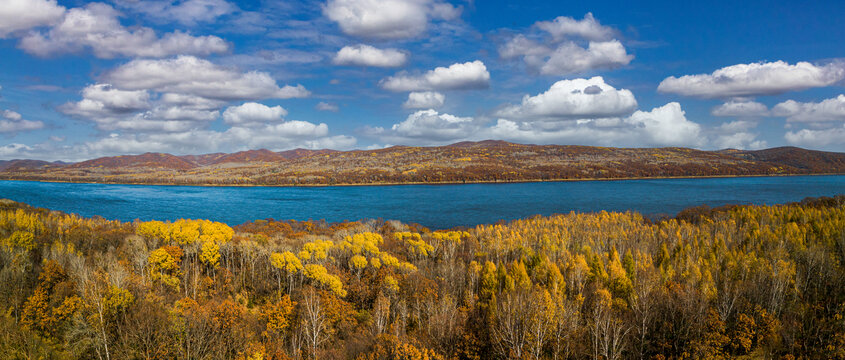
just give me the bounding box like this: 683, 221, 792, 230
1, 141, 844, 186
1, 195, 844, 359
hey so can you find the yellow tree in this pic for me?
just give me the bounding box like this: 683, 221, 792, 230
526, 287, 555, 360
270, 251, 304, 297
148, 246, 182, 290
304, 264, 346, 298
199, 239, 221, 270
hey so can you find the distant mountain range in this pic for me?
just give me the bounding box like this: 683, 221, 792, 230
0, 141, 843, 186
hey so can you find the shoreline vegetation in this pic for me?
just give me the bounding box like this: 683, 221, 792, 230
1, 141, 844, 187
1, 172, 844, 188
1, 195, 844, 359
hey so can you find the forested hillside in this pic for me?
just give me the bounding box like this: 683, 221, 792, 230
1, 196, 844, 359
1, 142, 844, 185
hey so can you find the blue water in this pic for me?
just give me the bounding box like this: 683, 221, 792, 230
0, 176, 843, 229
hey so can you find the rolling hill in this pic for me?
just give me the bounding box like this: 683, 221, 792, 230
0, 141, 843, 186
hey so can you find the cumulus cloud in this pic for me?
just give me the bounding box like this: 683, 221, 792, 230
323, 0, 460, 39
75, 126, 356, 159
771, 95, 845, 123
711, 100, 770, 117
61, 84, 159, 131
106, 56, 310, 100
369, 109, 480, 144
624, 102, 703, 147
60, 55, 312, 135
381, 60, 490, 92
62, 82, 295, 133
21, 115, 357, 161
222, 102, 287, 126
316, 102, 340, 112
484, 118, 626, 146
499, 13, 633, 75
403, 91, 445, 109
535, 13, 615, 41
0, 143, 37, 158
333, 44, 408, 67
61, 86, 219, 132
111, 0, 236, 26
0, 109, 44, 134
539, 40, 632, 75
159, 93, 225, 110
785, 127, 845, 149
658, 61, 845, 98
49, 56, 351, 159
370, 97, 706, 148
0, 0, 65, 38
495, 77, 637, 121
710, 120, 767, 150
18, 3, 230, 59
485, 102, 702, 147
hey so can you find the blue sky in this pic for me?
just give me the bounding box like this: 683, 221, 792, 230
1, 0, 844, 161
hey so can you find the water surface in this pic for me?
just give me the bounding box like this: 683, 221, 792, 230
0, 176, 842, 229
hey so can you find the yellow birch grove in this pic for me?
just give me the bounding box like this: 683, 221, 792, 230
0, 196, 844, 359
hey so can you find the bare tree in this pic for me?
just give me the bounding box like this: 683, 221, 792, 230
492, 290, 532, 359
300, 289, 328, 359
590, 289, 630, 360
372, 293, 390, 336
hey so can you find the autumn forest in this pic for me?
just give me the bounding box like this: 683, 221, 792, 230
0, 194, 843, 359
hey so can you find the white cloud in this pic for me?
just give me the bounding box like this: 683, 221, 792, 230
0, 120, 357, 161
712, 132, 768, 150
535, 13, 615, 41
392, 109, 477, 140
495, 77, 637, 120
0, 143, 36, 158
159, 93, 225, 110
403, 91, 445, 109
81, 83, 151, 111
500, 14, 633, 75
61, 56, 310, 135
333, 44, 409, 67
539, 40, 633, 75
2, 111, 23, 122
323, 0, 460, 39
710, 120, 767, 150
711, 100, 770, 117
658, 61, 845, 98
368, 109, 480, 145
18, 3, 229, 59
624, 102, 703, 147
106, 56, 310, 100
61, 84, 223, 132
0, 0, 65, 38
381, 60, 490, 92
0, 109, 44, 134
52, 73, 351, 159
76, 125, 356, 158
387, 109, 479, 143
784, 126, 845, 148
61, 84, 156, 130
370, 101, 703, 148
222, 102, 288, 126
316, 102, 340, 112
771, 95, 845, 123
111, 0, 236, 25
484, 102, 702, 148
484, 118, 626, 145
